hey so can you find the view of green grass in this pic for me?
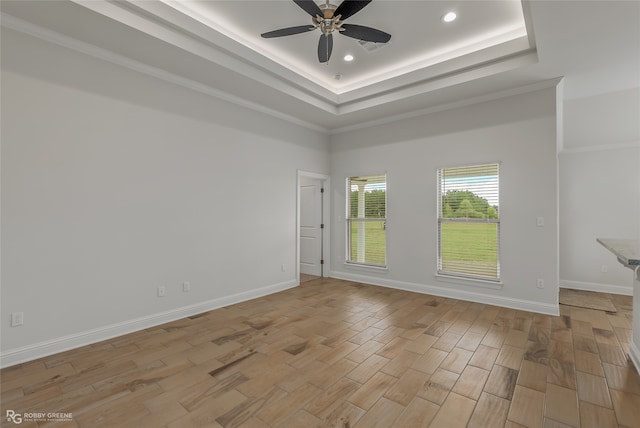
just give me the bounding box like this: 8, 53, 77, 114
440, 222, 498, 277
349, 221, 498, 276
349, 221, 386, 265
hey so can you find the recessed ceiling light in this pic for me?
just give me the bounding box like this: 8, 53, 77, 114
343, 54, 354, 62
442, 12, 457, 23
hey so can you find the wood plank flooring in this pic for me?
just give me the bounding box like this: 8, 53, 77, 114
300, 274, 320, 284
1, 278, 639, 427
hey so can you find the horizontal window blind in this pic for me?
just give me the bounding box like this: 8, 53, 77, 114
437, 164, 500, 280
347, 174, 386, 267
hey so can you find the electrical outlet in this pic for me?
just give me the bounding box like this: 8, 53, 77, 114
11, 312, 23, 327
536, 217, 544, 227
157, 286, 166, 297
281, 263, 286, 272
601, 265, 608, 273
536, 279, 545, 289
183, 281, 191, 292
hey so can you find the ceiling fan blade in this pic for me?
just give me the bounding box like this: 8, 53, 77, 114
318, 33, 333, 63
261, 25, 315, 38
293, 0, 323, 17
340, 24, 391, 43
334, 0, 372, 20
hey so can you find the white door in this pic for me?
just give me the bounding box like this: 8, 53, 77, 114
300, 177, 323, 276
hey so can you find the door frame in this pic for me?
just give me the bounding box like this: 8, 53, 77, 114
297, 170, 331, 284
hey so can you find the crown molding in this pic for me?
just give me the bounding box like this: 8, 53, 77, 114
2, 12, 565, 138
66, 1, 538, 115
69, 0, 339, 111
559, 141, 640, 154
1, 13, 329, 134
331, 77, 563, 135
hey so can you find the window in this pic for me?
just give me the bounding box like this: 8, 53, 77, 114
437, 163, 500, 281
347, 174, 387, 267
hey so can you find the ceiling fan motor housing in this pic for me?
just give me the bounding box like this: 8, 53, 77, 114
319, 3, 338, 18
261, 1, 390, 63
314, 3, 343, 35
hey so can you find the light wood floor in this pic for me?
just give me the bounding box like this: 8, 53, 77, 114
300, 273, 320, 283
2, 278, 639, 427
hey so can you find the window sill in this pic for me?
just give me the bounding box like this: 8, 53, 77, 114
435, 273, 503, 289
345, 262, 388, 272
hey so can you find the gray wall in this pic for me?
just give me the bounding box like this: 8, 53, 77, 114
559, 88, 640, 294
2, 15, 639, 367
1, 28, 330, 364
330, 88, 559, 314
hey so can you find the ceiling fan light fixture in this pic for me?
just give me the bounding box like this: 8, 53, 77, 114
442, 12, 457, 23
344, 54, 354, 62
262, 0, 390, 63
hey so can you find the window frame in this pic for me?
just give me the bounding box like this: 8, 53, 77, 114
436, 163, 501, 283
346, 174, 387, 268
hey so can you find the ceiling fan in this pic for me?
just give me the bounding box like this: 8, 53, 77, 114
261, 0, 391, 63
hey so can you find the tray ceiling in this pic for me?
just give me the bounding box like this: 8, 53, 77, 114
2, 1, 638, 132
170, 0, 531, 93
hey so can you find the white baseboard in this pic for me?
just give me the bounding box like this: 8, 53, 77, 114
0, 280, 298, 369
329, 271, 559, 316
559, 279, 633, 296
629, 341, 640, 375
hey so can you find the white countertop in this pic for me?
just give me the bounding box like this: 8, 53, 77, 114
597, 238, 640, 266
598, 238, 640, 374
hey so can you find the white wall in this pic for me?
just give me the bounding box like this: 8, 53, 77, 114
559, 88, 640, 294
559, 147, 640, 294
329, 88, 559, 314
4, 15, 636, 368
563, 89, 640, 150
1, 29, 330, 366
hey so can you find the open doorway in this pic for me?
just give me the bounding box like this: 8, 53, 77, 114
297, 171, 330, 284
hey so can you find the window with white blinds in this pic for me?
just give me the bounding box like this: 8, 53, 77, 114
437, 163, 500, 281
347, 174, 387, 267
